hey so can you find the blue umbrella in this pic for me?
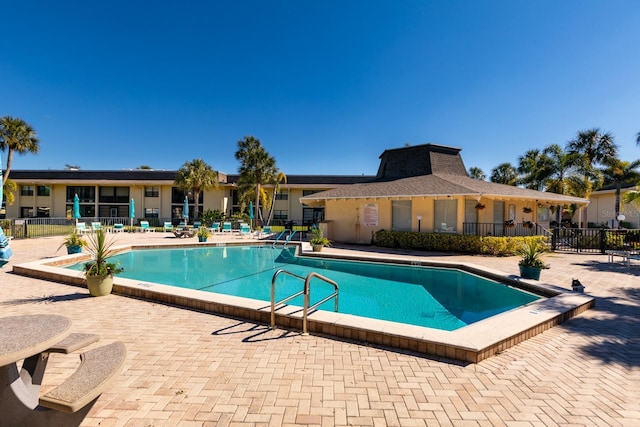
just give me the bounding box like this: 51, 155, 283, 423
182, 196, 189, 225
129, 198, 135, 228
0, 151, 4, 213
73, 194, 81, 221
248, 201, 254, 220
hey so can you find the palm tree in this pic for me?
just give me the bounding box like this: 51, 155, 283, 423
567, 128, 618, 166
517, 149, 553, 191
174, 159, 218, 221
601, 158, 640, 226
490, 163, 518, 186
636, 131, 640, 146
468, 167, 486, 180
0, 116, 40, 183
566, 128, 618, 226
264, 171, 287, 226
234, 136, 280, 224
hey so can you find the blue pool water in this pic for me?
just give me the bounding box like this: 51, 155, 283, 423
68, 246, 540, 331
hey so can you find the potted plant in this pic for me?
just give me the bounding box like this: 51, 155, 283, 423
523, 207, 533, 214
59, 230, 86, 254
82, 229, 123, 296
197, 226, 210, 242
515, 240, 549, 280
474, 202, 486, 210
504, 219, 516, 228
309, 226, 331, 252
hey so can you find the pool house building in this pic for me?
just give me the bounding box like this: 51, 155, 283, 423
4, 143, 591, 243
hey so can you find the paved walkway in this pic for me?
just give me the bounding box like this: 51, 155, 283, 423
1, 233, 639, 426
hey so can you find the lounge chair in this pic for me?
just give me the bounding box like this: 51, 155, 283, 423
138, 221, 154, 232
112, 223, 125, 233
90, 222, 102, 232
210, 222, 220, 233
193, 221, 201, 229
75, 223, 88, 235
259, 226, 275, 239
238, 223, 252, 238
163, 222, 173, 232
222, 222, 232, 233
173, 229, 196, 238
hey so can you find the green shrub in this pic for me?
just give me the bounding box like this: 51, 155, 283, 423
373, 230, 548, 256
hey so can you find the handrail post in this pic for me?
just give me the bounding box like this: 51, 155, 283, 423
303, 275, 310, 335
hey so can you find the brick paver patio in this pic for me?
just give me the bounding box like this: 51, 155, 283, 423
1, 233, 639, 426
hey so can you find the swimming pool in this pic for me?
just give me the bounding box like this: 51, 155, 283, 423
69, 245, 540, 331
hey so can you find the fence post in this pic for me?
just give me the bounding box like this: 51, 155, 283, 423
599, 229, 606, 254
551, 228, 557, 251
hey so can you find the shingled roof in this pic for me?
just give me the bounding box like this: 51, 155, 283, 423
301, 143, 589, 206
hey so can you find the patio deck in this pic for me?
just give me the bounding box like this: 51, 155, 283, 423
1, 233, 639, 426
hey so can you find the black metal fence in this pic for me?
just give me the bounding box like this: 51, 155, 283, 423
463, 222, 640, 254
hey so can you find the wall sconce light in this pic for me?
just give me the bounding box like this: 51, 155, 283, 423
417, 214, 422, 232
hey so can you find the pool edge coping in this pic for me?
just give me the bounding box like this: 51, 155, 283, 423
12, 241, 595, 364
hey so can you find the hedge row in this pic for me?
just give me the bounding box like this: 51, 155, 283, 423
373, 230, 548, 256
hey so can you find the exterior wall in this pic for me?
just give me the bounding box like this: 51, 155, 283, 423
587, 190, 640, 228
3, 180, 330, 225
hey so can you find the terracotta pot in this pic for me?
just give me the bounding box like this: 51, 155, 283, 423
86, 274, 114, 296
312, 244, 323, 252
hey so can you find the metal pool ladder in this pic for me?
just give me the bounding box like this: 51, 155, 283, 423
270, 269, 339, 335
271, 229, 297, 248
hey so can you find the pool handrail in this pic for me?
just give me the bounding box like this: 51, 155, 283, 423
271, 230, 288, 248
302, 272, 339, 335
270, 269, 339, 335
270, 269, 307, 329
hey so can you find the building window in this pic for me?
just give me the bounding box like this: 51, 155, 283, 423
37, 185, 51, 197
434, 199, 457, 232
144, 208, 159, 218
99, 186, 129, 203
20, 207, 34, 217
36, 207, 50, 217
145, 186, 159, 197
302, 207, 324, 225
67, 186, 95, 203
273, 210, 288, 221
21, 185, 34, 196
66, 204, 95, 218
275, 190, 288, 200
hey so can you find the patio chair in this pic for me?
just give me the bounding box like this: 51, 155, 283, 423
238, 223, 252, 238
113, 223, 125, 233
90, 222, 102, 232
193, 221, 201, 229
138, 221, 154, 232
210, 222, 220, 233
259, 226, 275, 239
163, 222, 173, 232
222, 222, 232, 233
75, 222, 88, 235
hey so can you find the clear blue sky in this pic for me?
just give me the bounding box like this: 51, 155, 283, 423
2, 0, 639, 177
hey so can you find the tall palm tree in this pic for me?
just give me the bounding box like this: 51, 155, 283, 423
601, 158, 640, 226
264, 171, 287, 226
234, 136, 279, 224
468, 167, 486, 181
174, 159, 218, 221
636, 131, 640, 146
517, 149, 553, 191
0, 116, 40, 183
566, 128, 618, 225
567, 128, 618, 166
490, 163, 518, 186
